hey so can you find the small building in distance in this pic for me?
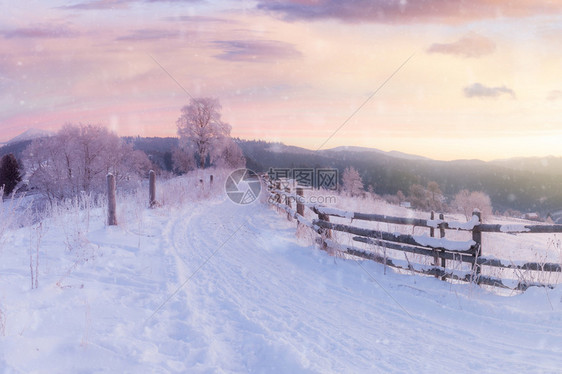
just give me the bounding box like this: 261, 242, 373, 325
523, 212, 541, 222
400, 201, 411, 209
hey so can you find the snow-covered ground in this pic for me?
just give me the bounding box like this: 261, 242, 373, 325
297, 190, 562, 288
0, 178, 561, 373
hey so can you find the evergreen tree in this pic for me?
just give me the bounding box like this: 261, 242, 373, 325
0, 153, 22, 196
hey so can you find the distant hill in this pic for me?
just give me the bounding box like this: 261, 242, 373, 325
123, 136, 179, 172
7, 128, 53, 144
326, 146, 431, 161
0, 129, 54, 160
491, 156, 562, 176
0, 140, 33, 160
238, 140, 562, 215
4, 133, 562, 215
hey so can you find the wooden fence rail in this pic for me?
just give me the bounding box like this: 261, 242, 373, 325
264, 177, 562, 291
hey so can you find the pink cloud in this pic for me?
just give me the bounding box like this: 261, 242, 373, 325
2, 24, 78, 39
464, 83, 515, 99
115, 29, 187, 41
257, 0, 562, 23
58, 0, 130, 10
427, 33, 496, 58
59, 0, 201, 10
213, 40, 302, 62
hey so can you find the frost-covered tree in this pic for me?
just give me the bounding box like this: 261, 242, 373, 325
172, 147, 196, 174
176, 97, 232, 169
212, 138, 246, 169
24, 136, 70, 200
342, 166, 364, 197
24, 124, 149, 201
453, 189, 493, 220
0, 153, 22, 196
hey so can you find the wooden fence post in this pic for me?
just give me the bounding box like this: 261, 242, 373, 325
430, 211, 435, 238
107, 173, 117, 226
318, 211, 332, 249
471, 210, 482, 279
296, 187, 304, 217
149, 170, 156, 208
285, 185, 292, 221
439, 213, 445, 239
439, 213, 446, 276
431, 211, 438, 277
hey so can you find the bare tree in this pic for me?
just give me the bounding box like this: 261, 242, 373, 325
408, 183, 428, 210
453, 189, 493, 220
176, 97, 231, 169
24, 124, 149, 201
426, 181, 444, 211
342, 166, 364, 197
396, 190, 406, 204
24, 136, 71, 202
109, 142, 152, 187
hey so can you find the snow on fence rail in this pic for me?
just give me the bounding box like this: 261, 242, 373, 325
264, 176, 562, 291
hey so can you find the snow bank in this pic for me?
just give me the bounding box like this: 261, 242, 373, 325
314, 206, 354, 219
499, 224, 531, 233
412, 234, 476, 252
448, 215, 480, 230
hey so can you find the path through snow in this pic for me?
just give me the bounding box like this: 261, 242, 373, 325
0, 198, 561, 373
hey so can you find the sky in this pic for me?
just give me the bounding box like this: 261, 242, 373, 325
1, 0, 562, 161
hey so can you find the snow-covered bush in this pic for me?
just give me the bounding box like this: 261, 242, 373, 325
0, 187, 32, 253
24, 124, 151, 202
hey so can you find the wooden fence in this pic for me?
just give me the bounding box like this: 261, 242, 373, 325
264, 176, 562, 291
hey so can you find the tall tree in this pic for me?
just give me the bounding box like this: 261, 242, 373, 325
342, 166, 364, 197
176, 97, 231, 169
0, 153, 22, 196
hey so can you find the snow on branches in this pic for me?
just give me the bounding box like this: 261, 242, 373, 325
24, 124, 151, 201
176, 97, 245, 170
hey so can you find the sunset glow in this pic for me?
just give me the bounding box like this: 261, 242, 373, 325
1, 0, 562, 160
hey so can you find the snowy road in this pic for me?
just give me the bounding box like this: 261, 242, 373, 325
148, 200, 562, 373
1, 197, 561, 373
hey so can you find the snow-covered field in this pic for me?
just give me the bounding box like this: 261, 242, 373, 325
0, 176, 561, 373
